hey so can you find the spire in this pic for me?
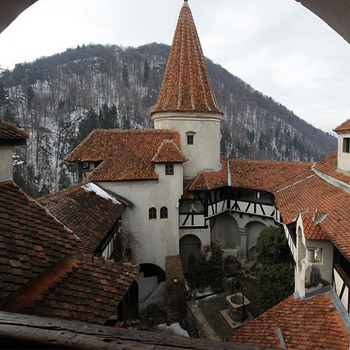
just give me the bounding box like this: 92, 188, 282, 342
151, 1, 223, 115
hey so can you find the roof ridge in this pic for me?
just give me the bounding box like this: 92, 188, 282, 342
38, 180, 90, 203
1, 256, 79, 312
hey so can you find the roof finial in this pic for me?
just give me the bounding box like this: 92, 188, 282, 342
183, 0, 189, 7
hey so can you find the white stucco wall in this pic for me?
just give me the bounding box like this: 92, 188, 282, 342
98, 163, 183, 270
337, 132, 350, 173
152, 112, 222, 177
0, 147, 13, 179
295, 215, 333, 298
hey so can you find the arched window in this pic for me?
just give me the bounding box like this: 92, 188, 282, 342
149, 207, 157, 219
160, 207, 168, 219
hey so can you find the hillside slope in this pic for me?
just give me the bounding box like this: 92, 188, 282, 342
0, 43, 336, 196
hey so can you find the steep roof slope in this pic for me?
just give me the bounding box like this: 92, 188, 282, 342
39, 183, 126, 254
0, 118, 28, 145
65, 129, 184, 181
314, 151, 350, 186
151, 2, 222, 115
228, 292, 349, 350
334, 119, 350, 132
2, 254, 138, 325
187, 157, 311, 192
275, 169, 350, 259
0, 179, 78, 302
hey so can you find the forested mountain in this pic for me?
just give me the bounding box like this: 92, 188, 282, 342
0, 43, 336, 197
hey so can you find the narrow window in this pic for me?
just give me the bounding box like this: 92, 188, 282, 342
256, 191, 261, 199
82, 162, 90, 170
149, 207, 156, 219
165, 163, 174, 175
160, 207, 168, 219
343, 138, 350, 153
187, 134, 194, 145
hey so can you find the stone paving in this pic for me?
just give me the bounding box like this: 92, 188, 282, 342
196, 276, 264, 341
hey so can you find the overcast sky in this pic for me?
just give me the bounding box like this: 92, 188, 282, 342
0, 0, 349, 133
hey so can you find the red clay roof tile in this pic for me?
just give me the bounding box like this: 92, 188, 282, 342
65, 129, 182, 181
0, 118, 28, 145
334, 119, 350, 132
0, 179, 78, 302
275, 170, 350, 260
151, 2, 222, 115
188, 157, 311, 192
3, 254, 138, 325
228, 292, 349, 350
152, 139, 187, 163
314, 151, 350, 186
300, 212, 328, 240
39, 183, 126, 254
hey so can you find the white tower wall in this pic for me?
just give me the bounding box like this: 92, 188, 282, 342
153, 112, 222, 177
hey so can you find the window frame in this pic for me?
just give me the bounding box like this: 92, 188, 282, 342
160, 206, 168, 219
82, 161, 90, 170
165, 163, 174, 175
343, 137, 350, 153
149, 207, 157, 220
187, 134, 194, 145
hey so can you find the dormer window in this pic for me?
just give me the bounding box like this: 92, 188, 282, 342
165, 163, 174, 175
343, 138, 350, 153
82, 162, 90, 170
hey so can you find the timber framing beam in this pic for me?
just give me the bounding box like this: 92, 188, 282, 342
0, 311, 265, 350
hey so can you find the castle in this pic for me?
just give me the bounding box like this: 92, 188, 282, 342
0, 1, 349, 348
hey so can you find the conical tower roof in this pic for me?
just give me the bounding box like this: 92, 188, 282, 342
151, 1, 223, 115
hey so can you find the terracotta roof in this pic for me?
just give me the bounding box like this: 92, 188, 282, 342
2, 254, 138, 325
0, 118, 28, 145
151, 2, 222, 115
65, 129, 182, 181
188, 157, 311, 192
228, 292, 349, 350
152, 139, 187, 163
276, 169, 350, 260
0, 179, 78, 302
188, 156, 228, 191
334, 119, 350, 132
314, 151, 350, 186
39, 183, 126, 254
300, 212, 328, 240
230, 158, 312, 192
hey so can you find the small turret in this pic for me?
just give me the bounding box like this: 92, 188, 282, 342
333, 119, 350, 173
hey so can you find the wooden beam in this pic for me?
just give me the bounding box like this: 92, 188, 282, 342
0, 312, 264, 350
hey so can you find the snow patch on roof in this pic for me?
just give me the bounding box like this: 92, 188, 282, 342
82, 183, 121, 205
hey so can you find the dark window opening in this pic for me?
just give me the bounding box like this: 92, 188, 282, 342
165, 163, 174, 175
149, 207, 156, 219
187, 134, 194, 145
82, 162, 90, 170
160, 207, 168, 219
343, 138, 350, 153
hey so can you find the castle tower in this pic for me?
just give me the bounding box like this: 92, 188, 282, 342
333, 119, 350, 173
151, 0, 223, 177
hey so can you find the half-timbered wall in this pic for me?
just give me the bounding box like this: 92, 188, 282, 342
333, 248, 350, 314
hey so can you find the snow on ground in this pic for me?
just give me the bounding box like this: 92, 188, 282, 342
156, 323, 189, 338
82, 183, 121, 204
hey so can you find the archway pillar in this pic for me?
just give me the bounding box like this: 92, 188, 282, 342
239, 227, 247, 258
